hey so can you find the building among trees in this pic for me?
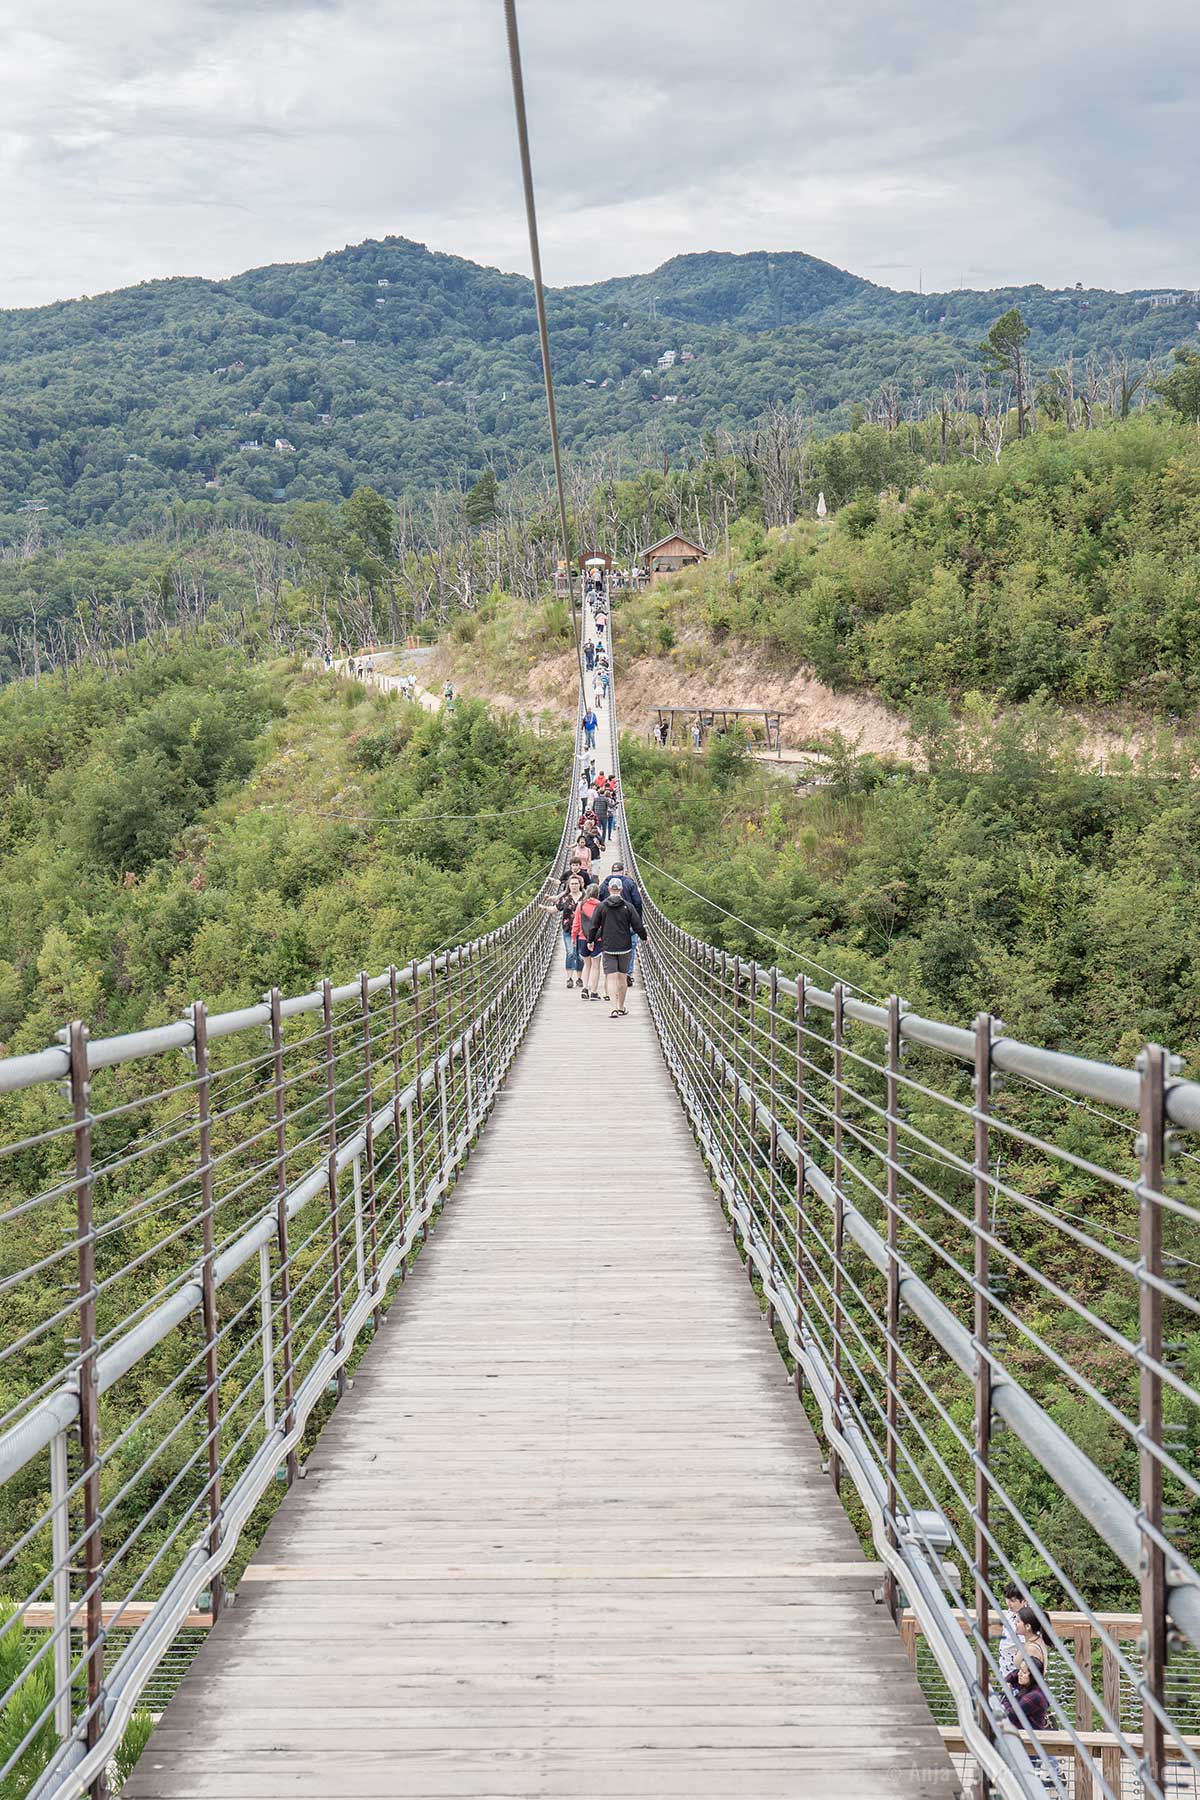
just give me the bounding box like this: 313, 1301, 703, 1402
642, 534, 708, 584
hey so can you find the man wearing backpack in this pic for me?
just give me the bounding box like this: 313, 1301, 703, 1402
587, 877, 647, 1017
605, 860, 641, 982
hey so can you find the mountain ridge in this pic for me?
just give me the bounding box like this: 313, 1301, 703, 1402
0, 235, 1194, 536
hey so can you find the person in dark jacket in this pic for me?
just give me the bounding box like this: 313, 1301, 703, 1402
606, 862, 642, 982
586, 878, 647, 1016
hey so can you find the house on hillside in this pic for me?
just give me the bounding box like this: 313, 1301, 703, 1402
275, 438, 296, 452
642, 533, 708, 584
377, 278, 390, 287
657, 350, 677, 369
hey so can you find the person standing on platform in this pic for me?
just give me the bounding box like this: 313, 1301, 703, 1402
582, 706, 598, 751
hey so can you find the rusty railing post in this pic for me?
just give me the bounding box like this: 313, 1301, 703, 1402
359, 973, 381, 1328
973, 1010, 995, 1789
387, 965, 404, 1250
767, 965, 779, 1332
884, 995, 901, 1625
68, 1021, 107, 1799
795, 975, 808, 1399
411, 958, 428, 1240
322, 979, 347, 1395
1137, 1042, 1167, 1791
831, 981, 845, 1498
191, 1003, 224, 1620
67, 1029, 107, 1800
269, 988, 297, 1484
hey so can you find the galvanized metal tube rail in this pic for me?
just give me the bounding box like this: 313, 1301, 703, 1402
597, 637, 1200, 1800
0, 711, 583, 1800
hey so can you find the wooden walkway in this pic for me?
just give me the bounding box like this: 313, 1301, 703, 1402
129, 651, 956, 1797
128, 956, 959, 1797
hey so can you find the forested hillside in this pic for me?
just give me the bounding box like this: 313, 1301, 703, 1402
614, 417, 1200, 713
0, 644, 567, 1056
622, 712, 1200, 1609
0, 235, 1194, 537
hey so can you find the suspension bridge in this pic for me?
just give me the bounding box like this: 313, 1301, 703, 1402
2, 9, 1199, 1794
1, 613, 1199, 1800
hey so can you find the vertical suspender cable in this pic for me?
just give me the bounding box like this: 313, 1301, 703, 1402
501, 0, 587, 707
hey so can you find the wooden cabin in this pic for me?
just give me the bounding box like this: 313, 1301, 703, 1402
642, 534, 708, 585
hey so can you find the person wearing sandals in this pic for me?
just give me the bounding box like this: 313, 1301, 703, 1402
586, 877, 648, 1017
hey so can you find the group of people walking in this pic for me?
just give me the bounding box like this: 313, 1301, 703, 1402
541, 576, 646, 1019
546, 856, 644, 1018
999, 1583, 1057, 1788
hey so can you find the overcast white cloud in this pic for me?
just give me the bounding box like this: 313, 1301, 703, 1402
0, 0, 1195, 308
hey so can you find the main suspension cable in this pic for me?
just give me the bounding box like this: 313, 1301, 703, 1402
501, 0, 587, 707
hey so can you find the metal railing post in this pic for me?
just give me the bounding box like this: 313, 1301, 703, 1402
831, 982, 845, 1499
884, 995, 901, 1625
973, 1010, 995, 1788
50, 1430, 72, 1741
795, 975, 807, 1400
387, 965, 404, 1248
258, 1243, 275, 1436
411, 958, 428, 1240
269, 987, 297, 1484
745, 957, 757, 1280
321, 978, 347, 1395
464, 942, 476, 1131
191, 1002, 224, 1621
68, 1020, 106, 1797
767, 965, 779, 1332
359, 972, 380, 1324
1137, 1042, 1168, 1791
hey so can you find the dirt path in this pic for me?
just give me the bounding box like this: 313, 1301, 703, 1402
330, 651, 443, 713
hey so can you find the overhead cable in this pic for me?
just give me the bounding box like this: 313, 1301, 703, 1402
501, 0, 587, 705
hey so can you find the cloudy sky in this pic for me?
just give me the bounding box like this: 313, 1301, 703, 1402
0, 0, 1196, 309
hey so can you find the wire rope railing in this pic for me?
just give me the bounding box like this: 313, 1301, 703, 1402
591, 630, 1200, 1800
0, 714, 583, 1800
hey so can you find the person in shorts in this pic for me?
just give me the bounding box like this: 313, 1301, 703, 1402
586, 877, 647, 1016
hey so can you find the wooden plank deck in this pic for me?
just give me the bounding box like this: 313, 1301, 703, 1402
127, 934, 961, 1798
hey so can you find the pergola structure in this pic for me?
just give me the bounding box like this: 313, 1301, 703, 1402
649, 704, 786, 757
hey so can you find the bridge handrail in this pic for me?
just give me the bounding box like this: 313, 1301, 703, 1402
604, 637, 1200, 1799
0, 688, 583, 1799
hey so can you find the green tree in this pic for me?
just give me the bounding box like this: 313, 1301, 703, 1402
1153, 346, 1200, 422
464, 467, 499, 529
979, 307, 1032, 437
340, 487, 395, 564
